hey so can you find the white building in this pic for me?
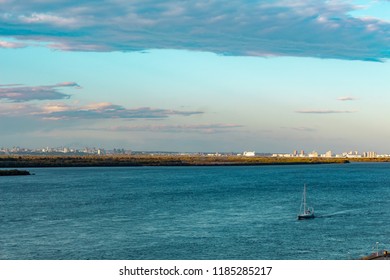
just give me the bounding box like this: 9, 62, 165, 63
308, 151, 319, 157
363, 151, 377, 158
243, 151, 255, 157
324, 150, 333, 158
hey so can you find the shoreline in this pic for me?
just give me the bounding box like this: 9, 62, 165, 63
0, 155, 349, 168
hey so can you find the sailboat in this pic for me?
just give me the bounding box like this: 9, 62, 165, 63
297, 184, 314, 220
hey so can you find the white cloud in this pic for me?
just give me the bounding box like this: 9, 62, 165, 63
19, 13, 78, 26
0, 0, 388, 61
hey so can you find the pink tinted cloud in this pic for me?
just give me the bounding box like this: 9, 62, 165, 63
0, 40, 26, 49
37, 102, 204, 120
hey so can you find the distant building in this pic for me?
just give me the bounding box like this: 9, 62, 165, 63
243, 151, 255, 157
308, 151, 318, 157
363, 151, 377, 158
207, 152, 221, 156
324, 150, 333, 158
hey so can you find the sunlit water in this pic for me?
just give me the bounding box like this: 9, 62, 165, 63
1, 163, 389, 259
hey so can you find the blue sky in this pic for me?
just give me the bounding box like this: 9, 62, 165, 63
1, 0, 389, 153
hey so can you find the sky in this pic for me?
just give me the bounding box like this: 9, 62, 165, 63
0, 0, 389, 153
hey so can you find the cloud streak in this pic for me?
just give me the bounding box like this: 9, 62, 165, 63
0, 81, 202, 121
36, 102, 203, 120
0, 82, 80, 102
103, 123, 244, 134
296, 109, 357, 114
282, 126, 316, 132
337, 96, 358, 101
0, 101, 203, 120
0, 0, 389, 61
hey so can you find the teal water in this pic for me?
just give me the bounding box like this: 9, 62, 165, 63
1, 163, 389, 259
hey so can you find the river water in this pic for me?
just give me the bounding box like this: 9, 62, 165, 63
1, 163, 389, 259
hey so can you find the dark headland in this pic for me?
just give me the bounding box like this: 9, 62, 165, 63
0, 169, 31, 176
0, 155, 349, 168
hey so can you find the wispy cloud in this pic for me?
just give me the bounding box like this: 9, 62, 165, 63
0, 83, 23, 87
0, 101, 203, 120
0, 103, 36, 116
0, 82, 80, 102
101, 123, 243, 134
0, 0, 389, 61
337, 96, 358, 101
37, 102, 203, 120
18, 13, 78, 27
282, 126, 316, 132
0, 39, 26, 48
296, 109, 357, 114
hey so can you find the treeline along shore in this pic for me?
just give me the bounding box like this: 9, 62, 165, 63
0, 155, 350, 168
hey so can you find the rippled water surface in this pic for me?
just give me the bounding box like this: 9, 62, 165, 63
1, 163, 390, 259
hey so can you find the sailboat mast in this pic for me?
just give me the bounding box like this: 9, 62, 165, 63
298, 183, 314, 220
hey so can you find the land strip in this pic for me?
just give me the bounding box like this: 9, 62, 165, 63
0, 155, 349, 168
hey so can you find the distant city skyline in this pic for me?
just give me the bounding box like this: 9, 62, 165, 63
1, 1, 389, 153
0, 144, 388, 158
